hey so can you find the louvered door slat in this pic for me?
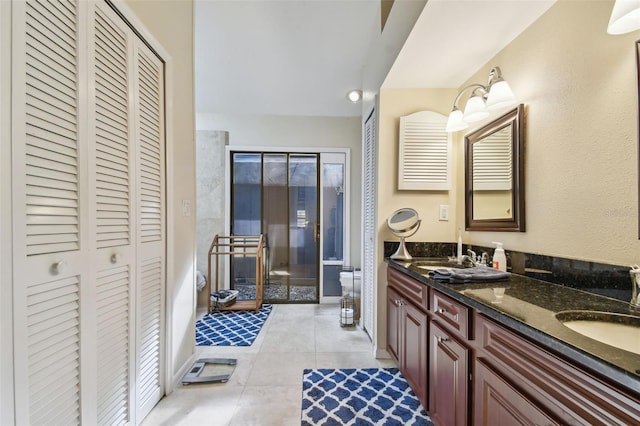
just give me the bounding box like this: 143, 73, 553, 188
24, 0, 79, 257
26, 275, 80, 425
136, 47, 163, 245
96, 265, 130, 426
398, 111, 451, 190
94, 6, 130, 250
137, 255, 162, 410
34, 0, 76, 36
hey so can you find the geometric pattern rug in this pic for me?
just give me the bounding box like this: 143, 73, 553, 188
195, 305, 272, 346
301, 368, 433, 426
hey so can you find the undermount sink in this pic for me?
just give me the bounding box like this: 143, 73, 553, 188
555, 310, 640, 355
411, 258, 459, 272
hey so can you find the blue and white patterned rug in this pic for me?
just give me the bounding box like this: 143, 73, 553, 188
195, 305, 272, 346
301, 368, 433, 426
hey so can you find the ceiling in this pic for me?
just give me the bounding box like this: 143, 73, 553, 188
194, 0, 556, 118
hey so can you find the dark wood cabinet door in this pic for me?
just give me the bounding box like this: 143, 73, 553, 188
429, 321, 469, 426
474, 359, 557, 426
386, 286, 401, 363
401, 300, 429, 408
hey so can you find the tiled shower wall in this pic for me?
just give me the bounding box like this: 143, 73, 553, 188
196, 130, 228, 307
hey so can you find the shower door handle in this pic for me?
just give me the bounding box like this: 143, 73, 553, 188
313, 222, 319, 242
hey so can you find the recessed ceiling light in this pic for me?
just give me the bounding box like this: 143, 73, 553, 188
346, 89, 362, 103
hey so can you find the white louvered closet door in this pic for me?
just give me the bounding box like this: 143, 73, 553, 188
89, 2, 135, 424
362, 110, 376, 339
133, 40, 165, 421
11, 0, 166, 424
11, 0, 85, 424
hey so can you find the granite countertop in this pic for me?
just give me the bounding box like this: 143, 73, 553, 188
387, 258, 640, 395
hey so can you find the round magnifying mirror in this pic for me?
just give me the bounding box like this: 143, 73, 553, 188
387, 208, 421, 260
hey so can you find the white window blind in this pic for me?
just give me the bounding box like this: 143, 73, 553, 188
398, 110, 451, 190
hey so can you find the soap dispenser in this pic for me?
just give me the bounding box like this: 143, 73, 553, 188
492, 242, 507, 272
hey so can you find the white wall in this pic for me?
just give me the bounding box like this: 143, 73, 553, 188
197, 113, 363, 266
124, 0, 197, 388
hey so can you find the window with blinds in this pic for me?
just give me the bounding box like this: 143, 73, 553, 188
398, 110, 451, 190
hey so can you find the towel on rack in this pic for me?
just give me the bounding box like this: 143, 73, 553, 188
428, 266, 510, 284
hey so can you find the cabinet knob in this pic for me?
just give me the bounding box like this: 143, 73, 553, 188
437, 335, 449, 343
51, 261, 65, 275
437, 308, 447, 314
111, 253, 120, 264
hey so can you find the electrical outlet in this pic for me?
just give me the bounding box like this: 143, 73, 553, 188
439, 204, 449, 221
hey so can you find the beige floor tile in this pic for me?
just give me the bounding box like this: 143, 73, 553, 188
260, 329, 316, 352
141, 384, 243, 426
228, 385, 302, 426
245, 351, 316, 386
147, 302, 394, 425
315, 351, 397, 369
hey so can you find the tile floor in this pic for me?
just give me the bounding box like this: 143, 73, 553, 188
142, 304, 395, 426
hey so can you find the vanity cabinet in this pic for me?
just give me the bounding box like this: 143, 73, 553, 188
429, 321, 469, 426
387, 267, 429, 408
386, 264, 640, 426
473, 359, 556, 425
429, 291, 470, 426
474, 313, 640, 425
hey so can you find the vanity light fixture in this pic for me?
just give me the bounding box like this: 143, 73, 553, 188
607, 0, 640, 34
445, 66, 516, 133
346, 89, 362, 103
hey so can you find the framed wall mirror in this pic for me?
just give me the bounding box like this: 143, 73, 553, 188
465, 104, 525, 231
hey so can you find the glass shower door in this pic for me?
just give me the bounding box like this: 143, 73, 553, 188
231, 152, 319, 303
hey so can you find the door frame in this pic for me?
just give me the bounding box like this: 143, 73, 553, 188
225, 146, 351, 304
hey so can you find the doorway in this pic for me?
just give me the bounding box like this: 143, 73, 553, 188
231, 152, 320, 303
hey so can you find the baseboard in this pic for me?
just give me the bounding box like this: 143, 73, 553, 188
375, 347, 392, 360
168, 353, 198, 394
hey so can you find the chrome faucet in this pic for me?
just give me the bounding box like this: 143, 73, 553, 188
460, 255, 477, 267
461, 249, 480, 267
630, 265, 640, 311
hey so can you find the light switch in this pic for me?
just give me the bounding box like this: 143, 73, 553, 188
182, 199, 191, 217
439, 204, 449, 221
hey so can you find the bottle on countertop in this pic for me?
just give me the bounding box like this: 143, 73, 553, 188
457, 228, 463, 264
492, 242, 507, 272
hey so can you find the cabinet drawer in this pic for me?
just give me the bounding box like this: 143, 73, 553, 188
475, 313, 640, 425
431, 291, 469, 339
387, 266, 429, 311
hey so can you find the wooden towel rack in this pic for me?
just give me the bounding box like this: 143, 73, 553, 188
207, 234, 264, 313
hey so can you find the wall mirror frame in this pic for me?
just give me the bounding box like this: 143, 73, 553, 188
465, 104, 525, 232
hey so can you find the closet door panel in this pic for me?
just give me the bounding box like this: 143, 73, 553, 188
134, 41, 165, 421
90, 3, 135, 425
11, 0, 84, 424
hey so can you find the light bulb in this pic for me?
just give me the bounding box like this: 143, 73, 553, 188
486, 80, 516, 110
607, 0, 640, 34
445, 109, 468, 132
463, 95, 489, 122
